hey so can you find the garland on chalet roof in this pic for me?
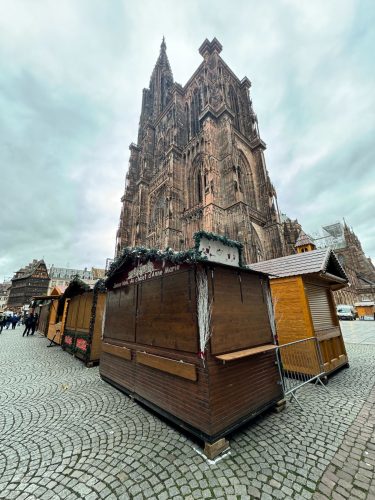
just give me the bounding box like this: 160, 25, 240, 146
63, 275, 90, 298
93, 278, 106, 294
106, 231, 245, 286
105, 246, 207, 285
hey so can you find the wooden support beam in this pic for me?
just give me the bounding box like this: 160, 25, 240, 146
102, 343, 132, 361
204, 438, 230, 460
136, 352, 197, 382
215, 343, 276, 362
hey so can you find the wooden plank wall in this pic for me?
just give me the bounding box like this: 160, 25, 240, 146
208, 352, 283, 434
65, 297, 78, 330
137, 270, 197, 352
100, 352, 135, 392
133, 345, 210, 433
105, 286, 136, 342
103, 270, 197, 352
90, 293, 106, 362
65, 293, 92, 333
38, 304, 50, 336
270, 276, 313, 344
210, 268, 273, 354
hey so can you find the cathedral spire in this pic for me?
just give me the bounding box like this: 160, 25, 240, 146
146, 37, 174, 119
152, 36, 172, 78
161, 36, 166, 52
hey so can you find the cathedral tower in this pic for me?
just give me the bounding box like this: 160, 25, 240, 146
116, 38, 295, 263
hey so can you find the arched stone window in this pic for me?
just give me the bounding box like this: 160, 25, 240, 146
189, 154, 205, 207
150, 187, 167, 233
228, 85, 241, 131
185, 102, 190, 141
248, 223, 264, 263
197, 171, 202, 203
237, 152, 257, 208
155, 138, 165, 174
190, 88, 201, 138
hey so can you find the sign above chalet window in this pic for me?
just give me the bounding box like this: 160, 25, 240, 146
113, 261, 182, 288
198, 236, 240, 267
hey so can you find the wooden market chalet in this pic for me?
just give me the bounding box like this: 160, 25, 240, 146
100, 232, 284, 457
250, 233, 350, 376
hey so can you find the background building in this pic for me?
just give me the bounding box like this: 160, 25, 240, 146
48, 265, 106, 293
312, 221, 375, 304
116, 38, 300, 264
0, 282, 11, 312
7, 260, 50, 310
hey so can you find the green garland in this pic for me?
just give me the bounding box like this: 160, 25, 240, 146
93, 278, 106, 293
63, 275, 90, 298
106, 230, 245, 286
106, 246, 207, 285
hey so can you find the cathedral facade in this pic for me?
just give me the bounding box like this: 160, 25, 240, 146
117, 38, 298, 264
333, 223, 375, 304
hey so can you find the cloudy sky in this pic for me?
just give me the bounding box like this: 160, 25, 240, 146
0, 0, 374, 280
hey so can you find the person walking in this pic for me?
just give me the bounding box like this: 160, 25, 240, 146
5, 315, 12, 329
23, 314, 34, 337
11, 314, 18, 330
30, 313, 38, 335
0, 314, 6, 333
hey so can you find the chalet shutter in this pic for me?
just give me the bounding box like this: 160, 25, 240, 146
305, 283, 334, 330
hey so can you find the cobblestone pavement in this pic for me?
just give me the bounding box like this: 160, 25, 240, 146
340, 320, 375, 345
0, 325, 374, 500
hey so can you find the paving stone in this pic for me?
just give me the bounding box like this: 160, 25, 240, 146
0, 327, 375, 499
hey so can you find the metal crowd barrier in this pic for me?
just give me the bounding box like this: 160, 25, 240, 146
276, 337, 328, 409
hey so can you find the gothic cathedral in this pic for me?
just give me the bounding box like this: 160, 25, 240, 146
116, 38, 298, 264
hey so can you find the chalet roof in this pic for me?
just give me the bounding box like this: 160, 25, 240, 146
295, 230, 315, 248
62, 277, 91, 299
248, 248, 348, 284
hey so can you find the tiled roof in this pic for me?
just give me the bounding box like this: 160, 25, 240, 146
248, 248, 348, 281
13, 259, 47, 280
295, 230, 315, 248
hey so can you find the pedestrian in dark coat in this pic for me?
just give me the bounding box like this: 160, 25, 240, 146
5, 316, 12, 329
0, 315, 6, 333
11, 315, 18, 329
23, 314, 34, 337
30, 313, 38, 335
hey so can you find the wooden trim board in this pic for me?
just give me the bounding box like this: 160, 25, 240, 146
136, 352, 197, 382
102, 343, 132, 361
316, 328, 342, 342
215, 344, 276, 361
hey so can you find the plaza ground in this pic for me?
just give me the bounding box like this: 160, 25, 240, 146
0, 322, 374, 499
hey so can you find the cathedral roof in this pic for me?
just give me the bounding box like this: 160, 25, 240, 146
295, 230, 315, 248
248, 248, 348, 285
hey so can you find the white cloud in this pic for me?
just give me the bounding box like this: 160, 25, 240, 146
0, 0, 374, 280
